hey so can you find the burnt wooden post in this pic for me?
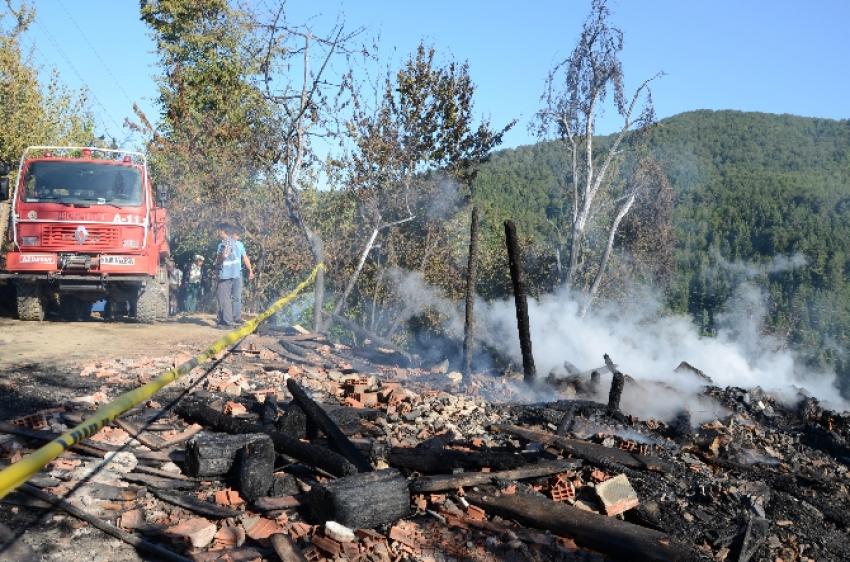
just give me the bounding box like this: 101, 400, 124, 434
462, 207, 480, 378
604, 353, 625, 413
504, 220, 536, 382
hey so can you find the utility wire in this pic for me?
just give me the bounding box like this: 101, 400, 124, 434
56, 0, 135, 108
30, 17, 124, 139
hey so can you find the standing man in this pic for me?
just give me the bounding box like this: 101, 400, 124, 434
183, 254, 205, 313
214, 222, 239, 327
230, 225, 254, 323
166, 258, 182, 316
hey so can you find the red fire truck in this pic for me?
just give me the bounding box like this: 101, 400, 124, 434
0, 146, 170, 322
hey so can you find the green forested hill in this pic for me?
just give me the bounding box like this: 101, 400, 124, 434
472, 110, 850, 385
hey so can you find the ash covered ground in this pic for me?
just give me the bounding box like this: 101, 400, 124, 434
1, 318, 849, 561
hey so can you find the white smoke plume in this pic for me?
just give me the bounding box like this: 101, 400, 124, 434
388, 253, 848, 421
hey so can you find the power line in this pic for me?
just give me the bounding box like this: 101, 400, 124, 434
55, 0, 135, 108
30, 17, 124, 139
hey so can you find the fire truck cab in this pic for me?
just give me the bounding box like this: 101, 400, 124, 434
0, 146, 170, 322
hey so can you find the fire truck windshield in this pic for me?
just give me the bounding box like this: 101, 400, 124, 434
22, 161, 143, 206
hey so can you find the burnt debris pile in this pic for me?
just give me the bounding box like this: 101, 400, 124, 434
2, 327, 850, 561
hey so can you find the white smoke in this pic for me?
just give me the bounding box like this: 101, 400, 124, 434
386, 252, 848, 421
474, 256, 847, 418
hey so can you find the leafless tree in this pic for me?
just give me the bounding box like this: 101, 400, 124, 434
250, 4, 365, 331
535, 0, 661, 315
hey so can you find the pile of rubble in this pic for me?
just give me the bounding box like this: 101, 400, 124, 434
3, 327, 850, 561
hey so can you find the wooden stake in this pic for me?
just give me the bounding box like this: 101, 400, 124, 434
504, 220, 536, 382
463, 207, 480, 378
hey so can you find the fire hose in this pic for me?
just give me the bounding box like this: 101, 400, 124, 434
0, 263, 324, 500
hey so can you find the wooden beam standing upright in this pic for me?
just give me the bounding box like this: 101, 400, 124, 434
504, 220, 536, 382
463, 206, 480, 378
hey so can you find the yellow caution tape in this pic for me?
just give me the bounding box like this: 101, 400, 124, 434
0, 263, 324, 500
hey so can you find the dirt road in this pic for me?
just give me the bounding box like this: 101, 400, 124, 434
0, 315, 224, 422
0, 315, 223, 371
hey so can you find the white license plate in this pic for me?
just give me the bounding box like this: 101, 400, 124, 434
101, 256, 136, 266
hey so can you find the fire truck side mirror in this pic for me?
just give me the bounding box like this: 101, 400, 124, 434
155, 184, 169, 207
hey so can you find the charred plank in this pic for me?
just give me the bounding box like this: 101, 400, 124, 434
388, 446, 528, 474
410, 459, 581, 493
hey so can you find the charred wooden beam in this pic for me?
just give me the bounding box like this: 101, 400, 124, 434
122, 472, 198, 491
388, 446, 528, 474
114, 417, 167, 450
410, 459, 580, 493
309, 469, 410, 529
467, 492, 697, 562
185, 432, 269, 477
504, 220, 536, 382
235, 436, 276, 502
802, 422, 850, 466
286, 378, 372, 472
262, 343, 316, 365
463, 206, 480, 379
176, 397, 358, 477
493, 424, 671, 473
277, 338, 312, 357
275, 402, 376, 440
0, 421, 109, 458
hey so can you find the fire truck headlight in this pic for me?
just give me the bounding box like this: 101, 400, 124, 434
122, 239, 139, 248
21, 236, 39, 246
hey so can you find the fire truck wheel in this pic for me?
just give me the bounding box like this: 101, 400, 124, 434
135, 277, 168, 323
16, 282, 46, 321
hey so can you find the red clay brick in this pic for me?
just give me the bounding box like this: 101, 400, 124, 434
466, 505, 486, 521
166, 517, 217, 548
119, 509, 144, 530
311, 534, 342, 556
243, 517, 283, 540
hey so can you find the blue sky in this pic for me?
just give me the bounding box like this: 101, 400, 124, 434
16, 0, 850, 150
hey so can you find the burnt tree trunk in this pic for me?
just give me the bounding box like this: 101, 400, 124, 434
309, 469, 410, 529
504, 220, 536, 382
463, 207, 480, 378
